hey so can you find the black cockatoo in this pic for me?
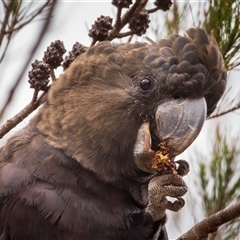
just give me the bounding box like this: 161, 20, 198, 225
0, 28, 226, 240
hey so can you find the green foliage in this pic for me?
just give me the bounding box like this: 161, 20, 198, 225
0, 2, 52, 63
197, 126, 240, 239
163, 2, 189, 35
203, 0, 240, 70
11, 0, 19, 15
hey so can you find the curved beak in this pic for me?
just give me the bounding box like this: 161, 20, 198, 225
155, 97, 207, 157
133, 97, 206, 173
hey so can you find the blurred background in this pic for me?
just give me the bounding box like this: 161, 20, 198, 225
0, 1, 240, 239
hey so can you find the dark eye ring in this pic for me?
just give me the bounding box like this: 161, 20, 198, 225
140, 78, 151, 91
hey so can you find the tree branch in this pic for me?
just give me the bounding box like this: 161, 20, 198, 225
0, 0, 57, 121
178, 202, 240, 240
0, 91, 48, 139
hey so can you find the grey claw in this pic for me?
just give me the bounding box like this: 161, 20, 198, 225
166, 197, 185, 212
175, 160, 190, 176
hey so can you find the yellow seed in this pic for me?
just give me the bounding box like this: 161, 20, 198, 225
152, 151, 170, 170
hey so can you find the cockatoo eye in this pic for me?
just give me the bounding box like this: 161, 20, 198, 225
140, 78, 151, 91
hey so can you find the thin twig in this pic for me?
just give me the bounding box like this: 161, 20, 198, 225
0, 1, 57, 121
4, 2, 50, 35
0, 1, 20, 62
107, 0, 147, 41
115, 5, 122, 28
127, 34, 134, 43
90, 38, 97, 47
208, 105, 240, 119
178, 202, 240, 240
147, 7, 159, 14
117, 30, 134, 38
0, 37, 11, 63
1, 0, 8, 9
50, 68, 56, 82
31, 89, 39, 103
0, 0, 15, 46
0, 91, 48, 139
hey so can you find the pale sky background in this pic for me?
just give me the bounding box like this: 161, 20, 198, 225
0, 1, 240, 239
